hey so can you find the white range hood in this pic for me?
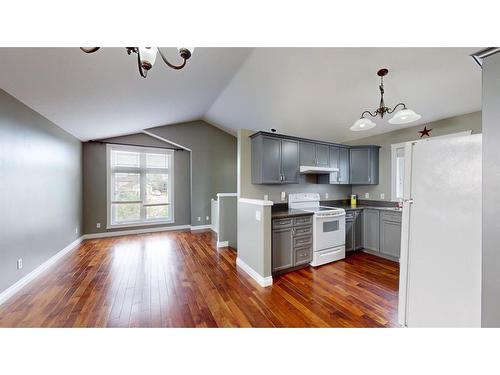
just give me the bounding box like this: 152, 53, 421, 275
299, 165, 339, 174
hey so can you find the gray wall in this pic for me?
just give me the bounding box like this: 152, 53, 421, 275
82, 133, 190, 234
218, 196, 237, 248
146, 120, 237, 226
348, 111, 482, 201
237, 201, 272, 278
481, 53, 500, 327
0, 88, 82, 293
238, 129, 352, 202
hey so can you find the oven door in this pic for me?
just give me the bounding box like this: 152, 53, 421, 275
314, 214, 346, 251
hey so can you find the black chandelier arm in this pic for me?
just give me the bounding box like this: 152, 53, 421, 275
80, 47, 100, 53
136, 49, 148, 78
156, 48, 187, 70
387, 103, 407, 114
361, 110, 379, 119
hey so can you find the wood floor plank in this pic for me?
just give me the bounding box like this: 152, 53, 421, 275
0, 230, 400, 328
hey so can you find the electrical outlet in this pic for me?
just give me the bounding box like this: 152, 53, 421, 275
281, 192, 286, 201
96, 222, 101, 229
206, 216, 210, 221
364, 193, 370, 199
380, 193, 385, 199
17, 258, 23, 270
264, 194, 269, 201
255, 210, 261, 221
325, 193, 329, 199
197, 217, 201, 222
75, 227, 79, 235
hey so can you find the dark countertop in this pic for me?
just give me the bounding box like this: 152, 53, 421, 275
271, 209, 314, 219
334, 205, 402, 213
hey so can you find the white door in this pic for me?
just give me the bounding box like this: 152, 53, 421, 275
398, 134, 481, 327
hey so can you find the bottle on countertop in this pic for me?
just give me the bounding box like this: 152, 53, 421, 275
350, 194, 357, 208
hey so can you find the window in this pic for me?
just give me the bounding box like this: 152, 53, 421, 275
107, 144, 174, 228
391, 143, 405, 201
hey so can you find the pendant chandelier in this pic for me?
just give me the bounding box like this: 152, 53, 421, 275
350, 68, 421, 131
80, 47, 194, 78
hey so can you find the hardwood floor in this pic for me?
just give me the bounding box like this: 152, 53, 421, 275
0, 230, 400, 327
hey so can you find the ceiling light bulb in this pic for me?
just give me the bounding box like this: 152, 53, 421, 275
350, 118, 376, 131
389, 109, 422, 124
138, 47, 157, 70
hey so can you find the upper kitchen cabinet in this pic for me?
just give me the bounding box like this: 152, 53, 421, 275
251, 133, 300, 184
318, 146, 350, 185
299, 141, 330, 167
349, 146, 380, 185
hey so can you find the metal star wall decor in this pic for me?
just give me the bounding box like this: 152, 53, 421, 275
418, 126, 432, 138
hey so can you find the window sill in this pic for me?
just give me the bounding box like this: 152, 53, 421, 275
107, 219, 175, 230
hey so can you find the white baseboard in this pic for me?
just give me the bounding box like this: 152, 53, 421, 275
190, 224, 212, 231
236, 257, 273, 287
0, 236, 84, 306
83, 225, 191, 239
217, 240, 229, 248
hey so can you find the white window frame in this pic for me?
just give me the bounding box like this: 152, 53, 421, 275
391, 142, 406, 202
106, 144, 175, 229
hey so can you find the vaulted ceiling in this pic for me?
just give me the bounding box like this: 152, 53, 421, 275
0, 47, 481, 142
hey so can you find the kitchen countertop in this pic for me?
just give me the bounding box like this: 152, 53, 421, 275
271, 209, 314, 219
335, 205, 402, 213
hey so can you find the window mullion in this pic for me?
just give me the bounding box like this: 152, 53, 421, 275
140, 152, 146, 221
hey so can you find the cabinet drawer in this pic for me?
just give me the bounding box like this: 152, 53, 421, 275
293, 225, 312, 237
295, 246, 312, 265
345, 211, 357, 220
273, 218, 293, 229
381, 211, 402, 223
293, 234, 312, 248
293, 215, 313, 226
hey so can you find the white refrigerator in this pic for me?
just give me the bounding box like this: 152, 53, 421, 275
398, 133, 482, 327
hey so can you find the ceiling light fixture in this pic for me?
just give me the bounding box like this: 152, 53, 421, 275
350, 68, 421, 131
80, 47, 194, 78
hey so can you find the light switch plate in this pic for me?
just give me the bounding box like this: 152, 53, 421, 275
365, 193, 370, 199
255, 210, 261, 221
325, 193, 329, 199
380, 193, 385, 199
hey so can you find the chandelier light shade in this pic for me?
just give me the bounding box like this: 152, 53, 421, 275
350, 118, 377, 131
351, 68, 421, 131
79, 47, 194, 78
388, 108, 422, 124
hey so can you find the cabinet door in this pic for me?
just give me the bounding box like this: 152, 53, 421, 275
315, 144, 330, 167
281, 139, 300, 183
363, 209, 380, 252
350, 148, 371, 184
299, 142, 316, 166
328, 146, 340, 184
354, 211, 364, 250
380, 220, 402, 259
272, 228, 294, 272
261, 136, 282, 183
338, 148, 350, 184
345, 219, 355, 252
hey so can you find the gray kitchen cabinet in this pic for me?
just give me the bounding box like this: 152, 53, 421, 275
315, 143, 330, 167
318, 146, 350, 185
345, 210, 363, 252
299, 141, 316, 166
251, 134, 299, 184
300, 141, 330, 167
272, 227, 294, 272
272, 216, 313, 274
380, 212, 402, 259
338, 147, 350, 184
363, 209, 380, 252
281, 139, 300, 183
350, 146, 380, 185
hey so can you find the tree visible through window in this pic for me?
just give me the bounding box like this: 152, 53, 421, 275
107, 145, 174, 227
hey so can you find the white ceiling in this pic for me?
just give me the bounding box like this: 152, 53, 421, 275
0, 47, 481, 142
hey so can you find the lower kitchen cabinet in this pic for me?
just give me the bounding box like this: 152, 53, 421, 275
345, 210, 363, 252
380, 212, 402, 259
272, 216, 313, 274
272, 227, 294, 272
363, 209, 380, 252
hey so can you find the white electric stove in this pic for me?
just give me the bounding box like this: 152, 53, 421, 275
288, 193, 346, 266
